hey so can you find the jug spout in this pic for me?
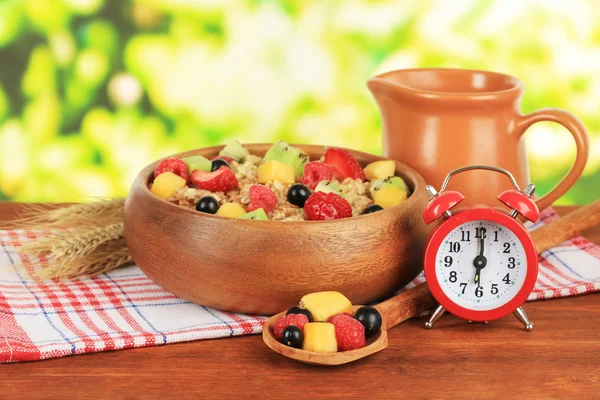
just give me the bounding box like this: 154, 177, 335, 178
366, 76, 400, 100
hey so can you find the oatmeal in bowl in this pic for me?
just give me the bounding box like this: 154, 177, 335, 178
149, 141, 410, 221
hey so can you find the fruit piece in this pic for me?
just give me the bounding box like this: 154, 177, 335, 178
314, 180, 344, 197
363, 160, 395, 181
326, 312, 354, 323
370, 176, 409, 209
247, 185, 278, 213
257, 160, 295, 184
182, 155, 211, 173
287, 184, 311, 208
302, 323, 338, 353
300, 291, 352, 322
281, 326, 304, 349
302, 161, 333, 189
328, 314, 366, 351
263, 140, 309, 176
273, 313, 309, 340
369, 176, 408, 194
190, 166, 239, 193
323, 148, 365, 182
362, 204, 383, 215
215, 202, 246, 218
286, 306, 313, 322
372, 186, 408, 209
303, 192, 352, 221
211, 155, 234, 164
355, 306, 382, 338
195, 196, 219, 214
219, 140, 249, 162
151, 171, 187, 200
211, 158, 231, 172
239, 208, 268, 220
154, 157, 190, 182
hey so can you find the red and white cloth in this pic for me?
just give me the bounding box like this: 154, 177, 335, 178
1, 207, 599, 363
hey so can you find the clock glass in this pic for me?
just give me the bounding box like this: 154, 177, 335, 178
434, 219, 528, 311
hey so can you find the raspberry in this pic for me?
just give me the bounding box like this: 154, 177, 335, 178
211, 155, 234, 164
155, 158, 189, 182
323, 148, 365, 182
304, 192, 352, 220
328, 314, 366, 351
326, 312, 354, 323
302, 161, 333, 189
190, 166, 239, 192
273, 314, 309, 340
247, 185, 278, 213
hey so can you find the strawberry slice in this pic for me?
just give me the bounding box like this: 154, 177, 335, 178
323, 148, 365, 181
191, 166, 239, 192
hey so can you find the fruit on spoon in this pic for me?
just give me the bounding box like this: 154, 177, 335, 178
300, 291, 353, 322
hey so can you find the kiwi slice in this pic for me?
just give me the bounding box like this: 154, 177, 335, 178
315, 180, 344, 197
219, 140, 249, 162
370, 176, 408, 196
239, 208, 269, 220
263, 141, 309, 176
182, 155, 212, 172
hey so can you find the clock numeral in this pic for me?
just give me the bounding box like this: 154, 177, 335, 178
503, 242, 511, 253
508, 257, 516, 269
444, 256, 453, 267
461, 230, 470, 242
502, 273, 511, 284
475, 286, 483, 298
475, 227, 487, 239
459, 282, 467, 294
448, 242, 461, 253
491, 283, 499, 295
449, 271, 457, 283
493, 231, 499, 242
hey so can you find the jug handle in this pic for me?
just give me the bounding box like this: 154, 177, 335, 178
516, 108, 590, 211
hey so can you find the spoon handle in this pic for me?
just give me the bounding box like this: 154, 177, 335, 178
530, 200, 600, 253
374, 283, 435, 330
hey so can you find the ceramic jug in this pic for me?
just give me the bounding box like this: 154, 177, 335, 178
368, 68, 590, 209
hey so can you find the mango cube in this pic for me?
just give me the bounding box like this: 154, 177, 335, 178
216, 202, 246, 218
363, 160, 395, 181
372, 186, 408, 209
151, 171, 187, 200
300, 291, 352, 322
302, 323, 338, 353
258, 160, 295, 184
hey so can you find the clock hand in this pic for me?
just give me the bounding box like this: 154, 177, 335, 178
479, 236, 485, 257
473, 235, 486, 284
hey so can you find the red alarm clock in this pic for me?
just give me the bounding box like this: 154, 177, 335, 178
422, 165, 539, 331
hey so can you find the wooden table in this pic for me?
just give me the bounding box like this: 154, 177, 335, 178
1, 203, 598, 399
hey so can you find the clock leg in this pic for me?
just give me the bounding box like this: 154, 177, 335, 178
424, 305, 446, 329
513, 307, 534, 331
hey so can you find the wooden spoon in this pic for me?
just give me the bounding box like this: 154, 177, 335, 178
263, 283, 435, 366
263, 201, 600, 366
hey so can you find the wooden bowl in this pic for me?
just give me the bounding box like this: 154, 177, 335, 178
124, 144, 429, 315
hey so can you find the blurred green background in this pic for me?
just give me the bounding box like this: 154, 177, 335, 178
0, 0, 598, 203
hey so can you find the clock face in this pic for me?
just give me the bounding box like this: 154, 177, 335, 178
434, 219, 527, 311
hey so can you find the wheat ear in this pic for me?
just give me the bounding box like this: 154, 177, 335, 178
20, 223, 125, 263
36, 240, 133, 280
1, 198, 125, 230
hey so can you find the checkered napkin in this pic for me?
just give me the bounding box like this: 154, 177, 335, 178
1, 208, 599, 363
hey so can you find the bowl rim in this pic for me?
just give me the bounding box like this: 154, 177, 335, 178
132, 143, 427, 225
